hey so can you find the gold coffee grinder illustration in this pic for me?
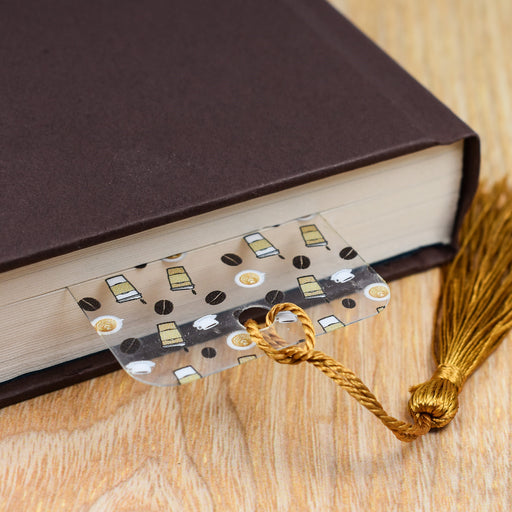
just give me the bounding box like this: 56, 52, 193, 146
157, 321, 186, 348
297, 275, 327, 300
244, 232, 284, 259
105, 275, 147, 304
300, 224, 330, 250
238, 354, 257, 364
318, 315, 345, 332
174, 366, 201, 385
166, 266, 197, 295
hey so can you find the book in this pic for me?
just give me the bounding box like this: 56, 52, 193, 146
0, 0, 479, 407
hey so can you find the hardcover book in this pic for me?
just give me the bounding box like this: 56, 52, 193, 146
0, 0, 479, 407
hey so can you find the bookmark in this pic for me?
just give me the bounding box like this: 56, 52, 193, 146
67, 215, 389, 386
68, 182, 512, 442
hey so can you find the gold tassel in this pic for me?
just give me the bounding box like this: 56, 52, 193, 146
409, 179, 512, 428
246, 180, 512, 441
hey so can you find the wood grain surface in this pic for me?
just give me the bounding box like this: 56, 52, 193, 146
1, 1, 511, 510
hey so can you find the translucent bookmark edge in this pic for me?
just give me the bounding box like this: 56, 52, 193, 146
67, 214, 390, 387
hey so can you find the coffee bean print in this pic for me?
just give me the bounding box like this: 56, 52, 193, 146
201, 347, 217, 358
265, 290, 284, 305
120, 337, 141, 354
154, 299, 174, 315
292, 255, 311, 269
339, 247, 357, 260
342, 298, 356, 309
205, 290, 226, 305
78, 297, 101, 312
221, 253, 243, 266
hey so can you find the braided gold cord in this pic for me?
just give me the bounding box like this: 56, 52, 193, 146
245, 182, 512, 441
245, 303, 432, 442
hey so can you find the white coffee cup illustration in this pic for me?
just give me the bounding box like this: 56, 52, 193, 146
234, 269, 265, 288
226, 330, 256, 350
163, 252, 186, 262
193, 314, 219, 330
330, 269, 355, 283
91, 315, 123, 334
126, 360, 156, 375
363, 283, 390, 301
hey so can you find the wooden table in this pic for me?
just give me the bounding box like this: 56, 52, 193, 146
1, 1, 510, 510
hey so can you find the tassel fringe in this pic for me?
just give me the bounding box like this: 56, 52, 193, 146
408, 179, 512, 428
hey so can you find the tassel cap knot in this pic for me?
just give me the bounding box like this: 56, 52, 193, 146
408, 364, 464, 429
432, 364, 465, 392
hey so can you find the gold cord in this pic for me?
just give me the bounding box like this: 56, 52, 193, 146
245, 180, 512, 442
245, 303, 432, 442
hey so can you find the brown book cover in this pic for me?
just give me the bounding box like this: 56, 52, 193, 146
0, 0, 479, 407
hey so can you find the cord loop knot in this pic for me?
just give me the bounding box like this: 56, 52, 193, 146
245, 302, 317, 366
408, 364, 465, 428
271, 345, 317, 365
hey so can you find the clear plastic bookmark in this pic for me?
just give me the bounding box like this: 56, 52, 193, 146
67, 215, 390, 386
